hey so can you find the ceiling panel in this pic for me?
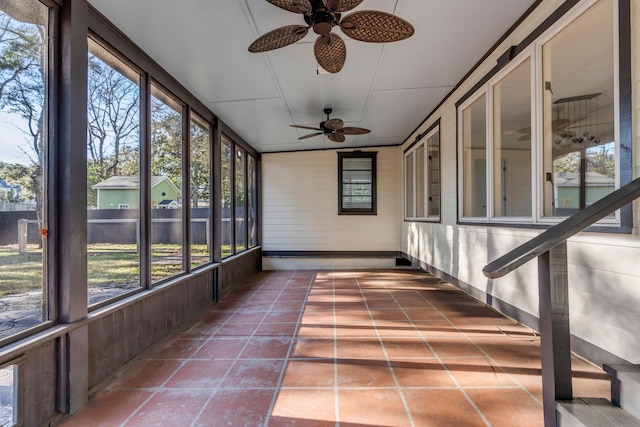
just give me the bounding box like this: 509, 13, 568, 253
363, 86, 454, 139
88, 0, 539, 153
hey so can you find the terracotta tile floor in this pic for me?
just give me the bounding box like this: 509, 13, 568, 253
57, 270, 611, 426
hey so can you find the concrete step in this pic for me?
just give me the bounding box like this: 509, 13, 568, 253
604, 364, 640, 420
556, 398, 640, 427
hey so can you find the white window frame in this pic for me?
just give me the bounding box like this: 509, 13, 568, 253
404, 125, 440, 221
457, 0, 621, 226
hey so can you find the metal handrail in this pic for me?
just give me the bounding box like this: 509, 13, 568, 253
483, 177, 640, 279
482, 176, 640, 427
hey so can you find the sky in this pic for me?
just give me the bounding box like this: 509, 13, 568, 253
0, 111, 36, 166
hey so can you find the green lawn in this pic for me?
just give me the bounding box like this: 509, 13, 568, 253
0, 243, 219, 297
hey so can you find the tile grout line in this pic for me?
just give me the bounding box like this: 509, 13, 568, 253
263, 270, 316, 427
188, 270, 295, 427
390, 271, 492, 427
333, 271, 340, 427
355, 271, 416, 427
114, 271, 283, 427
411, 275, 544, 408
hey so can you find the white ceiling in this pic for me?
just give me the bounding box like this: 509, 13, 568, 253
87, 0, 538, 153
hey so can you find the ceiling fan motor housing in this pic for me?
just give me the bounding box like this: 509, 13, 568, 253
312, 12, 333, 34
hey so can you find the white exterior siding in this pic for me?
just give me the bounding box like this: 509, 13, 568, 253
401, 0, 640, 364
262, 147, 401, 269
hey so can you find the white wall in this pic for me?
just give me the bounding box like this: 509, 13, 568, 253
262, 147, 401, 269
401, 0, 640, 364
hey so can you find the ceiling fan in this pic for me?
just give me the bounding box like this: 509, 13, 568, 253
248, 0, 415, 73
291, 108, 370, 142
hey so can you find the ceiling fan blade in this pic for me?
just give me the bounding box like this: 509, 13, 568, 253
324, 118, 344, 131
265, 0, 312, 14
290, 124, 322, 131
314, 34, 346, 74
339, 126, 370, 135
298, 132, 323, 140
248, 25, 309, 53
323, 0, 364, 12
340, 11, 415, 43
328, 133, 346, 143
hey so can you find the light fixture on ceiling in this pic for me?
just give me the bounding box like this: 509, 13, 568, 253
553, 93, 602, 147
248, 0, 414, 74
289, 108, 370, 143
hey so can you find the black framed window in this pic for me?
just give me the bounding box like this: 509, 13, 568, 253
338, 152, 377, 215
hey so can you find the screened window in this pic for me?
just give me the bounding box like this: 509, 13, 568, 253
189, 113, 211, 268
0, 0, 50, 339
86, 38, 142, 305
221, 136, 233, 258
457, 0, 624, 226
404, 125, 441, 220
338, 152, 376, 215
235, 147, 246, 252
247, 155, 258, 248
150, 84, 184, 282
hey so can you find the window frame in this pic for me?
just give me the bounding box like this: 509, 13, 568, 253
456, 0, 629, 230
338, 151, 377, 216
404, 122, 441, 222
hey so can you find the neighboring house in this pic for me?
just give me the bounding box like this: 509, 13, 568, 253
554, 171, 615, 210
92, 175, 180, 209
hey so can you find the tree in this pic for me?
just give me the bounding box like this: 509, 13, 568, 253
189, 122, 210, 208
150, 95, 182, 199
86, 50, 140, 207
0, 7, 47, 223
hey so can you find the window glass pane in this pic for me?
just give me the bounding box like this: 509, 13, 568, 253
221, 137, 233, 258
404, 152, 414, 217
427, 130, 441, 218
342, 158, 372, 210
0, 0, 48, 337
462, 94, 487, 217
235, 148, 246, 253
542, 0, 615, 217
150, 85, 183, 282
87, 39, 141, 304
248, 155, 257, 248
415, 144, 425, 218
493, 58, 532, 217
189, 115, 210, 268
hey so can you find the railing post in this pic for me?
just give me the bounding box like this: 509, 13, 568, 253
538, 241, 572, 427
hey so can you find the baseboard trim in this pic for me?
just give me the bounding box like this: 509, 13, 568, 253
401, 252, 632, 366
262, 250, 402, 258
